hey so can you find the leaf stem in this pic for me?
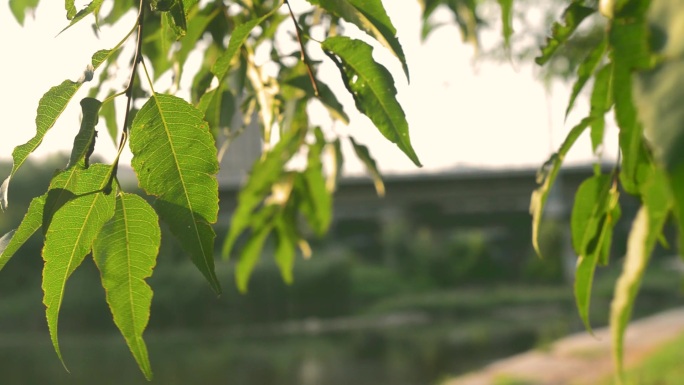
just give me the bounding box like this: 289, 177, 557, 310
284, 0, 319, 96
106, 0, 146, 193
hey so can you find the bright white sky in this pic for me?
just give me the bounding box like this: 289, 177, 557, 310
0, 1, 618, 175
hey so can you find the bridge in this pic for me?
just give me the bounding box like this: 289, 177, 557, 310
218, 163, 638, 280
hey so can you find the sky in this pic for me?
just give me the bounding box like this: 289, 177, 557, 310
0, 1, 618, 175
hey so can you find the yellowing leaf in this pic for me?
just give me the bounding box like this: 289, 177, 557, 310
93, 193, 160, 380
130, 94, 221, 294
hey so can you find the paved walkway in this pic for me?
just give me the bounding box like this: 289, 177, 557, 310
444, 308, 684, 385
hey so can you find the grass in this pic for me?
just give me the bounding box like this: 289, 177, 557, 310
600, 331, 684, 385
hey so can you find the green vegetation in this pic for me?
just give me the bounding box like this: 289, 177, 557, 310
600, 332, 684, 385
2, 0, 684, 381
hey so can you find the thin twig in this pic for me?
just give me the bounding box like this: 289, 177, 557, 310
284, 0, 319, 96
105, 0, 146, 193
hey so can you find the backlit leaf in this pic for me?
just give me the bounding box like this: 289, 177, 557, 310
610, 168, 671, 377
572, 174, 620, 332
323, 37, 421, 167
222, 127, 304, 258
0, 195, 46, 272
59, 0, 105, 35
68, 98, 102, 169
535, 2, 595, 65
301, 128, 332, 236
42, 164, 116, 367
566, 38, 607, 119
497, 0, 514, 48
531, 117, 591, 256
93, 193, 160, 380
588, 64, 613, 152
9, 0, 40, 25
130, 94, 221, 294
101, 92, 119, 145
1, 49, 113, 210
306, 0, 409, 80
350, 137, 385, 197
212, 5, 283, 81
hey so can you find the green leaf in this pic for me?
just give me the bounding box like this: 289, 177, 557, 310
535, 2, 595, 65
323, 37, 421, 167
571, 174, 620, 332
211, 5, 282, 82
65, 0, 76, 19
282, 75, 349, 125
632, 0, 684, 248
588, 63, 613, 152
9, 0, 40, 25
1, 49, 113, 210
101, 93, 119, 145
497, 0, 514, 48
273, 206, 298, 284
0, 195, 46, 272
350, 137, 385, 197
59, 0, 105, 35
610, 168, 671, 378
42, 164, 116, 367
566, 38, 607, 119
236, 221, 274, 293
130, 94, 221, 294
166, 0, 188, 39
93, 193, 160, 380
301, 128, 332, 236
68, 98, 102, 169
307, 0, 409, 81
222, 127, 304, 258
530, 117, 592, 256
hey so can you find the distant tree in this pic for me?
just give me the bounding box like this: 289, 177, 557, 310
1, 0, 682, 382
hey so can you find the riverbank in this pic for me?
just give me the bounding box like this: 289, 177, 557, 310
444, 308, 684, 385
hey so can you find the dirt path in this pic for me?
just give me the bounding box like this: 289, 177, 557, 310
443, 308, 684, 385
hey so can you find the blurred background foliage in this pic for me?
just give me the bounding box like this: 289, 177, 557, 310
1, 156, 682, 384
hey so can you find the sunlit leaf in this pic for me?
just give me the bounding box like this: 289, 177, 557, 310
222, 127, 304, 258
93, 193, 160, 380
535, 2, 595, 65
566, 38, 607, 119
301, 128, 332, 236
632, 0, 684, 248
588, 63, 613, 152
611, 168, 671, 378
42, 164, 116, 367
1, 49, 113, 210
130, 94, 221, 294
68, 98, 102, 169
9, 0, 40, 25
212, 4, 283, 81
0, 195, 45, 272
497, 0, 514, 48
531, 117, 591, 256
273, 204, 298, 284
65, 0, 76, 19
101, 92, 119, 145
350, 137, 385, 197
572, 174, 620, 332
323, 37, 421, 167
59, 0, 105, 35
306, 0, 409, 80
